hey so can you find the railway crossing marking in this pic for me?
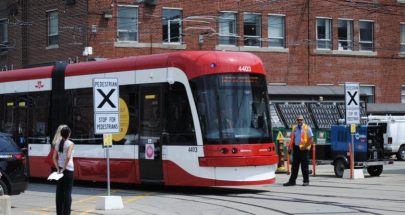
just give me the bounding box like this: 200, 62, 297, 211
344, 82, 360, 125
93, 78, 120, 134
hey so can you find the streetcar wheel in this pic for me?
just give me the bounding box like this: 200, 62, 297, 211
397, 146, 405, 161
367, 165, 383, 177
334, 159, 346, 178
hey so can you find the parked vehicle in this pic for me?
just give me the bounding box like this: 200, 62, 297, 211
0, 133, 29, 195
367, 115, 405, 161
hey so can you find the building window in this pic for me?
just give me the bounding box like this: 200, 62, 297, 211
359, 21, 374, 51
218, 12, 237, 46
360, 85, 375, 103
401, 23, 405, 53
338, 19, 353, 51
47, 10, 58, 46
162, 8, 182, 43
268, 15, 285, 48
316, 18, 332, 49
402, 86, 405, 103
244, 13, 261, 47
117, 5, 138, 42
0, 19, 7, 44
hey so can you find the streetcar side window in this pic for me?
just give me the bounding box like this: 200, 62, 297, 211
26, 92, 51, 142
166, 83, 196, 145
0, 92, 50, 145
0, 95, 15, 135
119, 85, 139, 145
68, 88, 100, 145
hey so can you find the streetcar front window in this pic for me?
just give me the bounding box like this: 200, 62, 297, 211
191, 74, 272, 144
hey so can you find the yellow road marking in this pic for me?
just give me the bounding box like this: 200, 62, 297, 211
123, 192, 154, 204
24, 190, 117, 214
79, 191, 154, 215
79, 209, 94, 215
24, 209, 49, 215
23, 190, 152, 215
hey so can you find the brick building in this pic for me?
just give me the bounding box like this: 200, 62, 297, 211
1, 0, 405, 103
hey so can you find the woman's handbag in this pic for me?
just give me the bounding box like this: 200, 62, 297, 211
45, 147, 54, 166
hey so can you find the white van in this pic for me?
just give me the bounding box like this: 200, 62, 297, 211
367, 115, 405, 160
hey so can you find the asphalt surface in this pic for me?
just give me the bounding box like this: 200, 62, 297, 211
8, 161, 405, 215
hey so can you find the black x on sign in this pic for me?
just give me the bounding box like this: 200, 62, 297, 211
93, 78, 119, 113
345, 83, 360, 108
347, 91, 358, 106
97, 89, 116, 108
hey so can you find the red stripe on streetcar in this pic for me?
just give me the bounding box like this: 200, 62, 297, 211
199, 155, 279, 167
164, 160, 276, 186
203, 143, 277, 157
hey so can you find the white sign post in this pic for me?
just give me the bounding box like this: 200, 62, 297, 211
343, 82, 363, 179
93, 78, 123, 210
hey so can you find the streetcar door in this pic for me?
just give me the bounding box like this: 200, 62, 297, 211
139, 85, 164, 183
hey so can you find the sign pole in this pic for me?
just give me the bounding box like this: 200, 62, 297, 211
93, 78, 123, 210
103, 133, 113, 195
106, 146, 110, 196
344, 82, 362, 179
350, 135, 354, 179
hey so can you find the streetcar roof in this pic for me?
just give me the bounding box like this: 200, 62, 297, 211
0, 66, 54, 82
0, 51, 266, 83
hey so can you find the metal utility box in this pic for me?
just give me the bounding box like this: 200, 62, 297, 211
331, 125, 384, 162
329, 124, 390, 177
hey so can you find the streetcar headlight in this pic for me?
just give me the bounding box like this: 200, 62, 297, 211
220, 148, 228, 154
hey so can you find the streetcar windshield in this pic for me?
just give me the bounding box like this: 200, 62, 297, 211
191, 74, 272, 144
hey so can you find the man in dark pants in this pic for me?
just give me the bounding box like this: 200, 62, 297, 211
283, 115, 313, 186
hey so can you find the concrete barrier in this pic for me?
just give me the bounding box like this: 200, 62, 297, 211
0, 195, 11, 215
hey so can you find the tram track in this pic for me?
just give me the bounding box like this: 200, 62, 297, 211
255, 191, 405, 215
12, 168, 405, 215
158, 194, 292, 215
156, 187, 405, 215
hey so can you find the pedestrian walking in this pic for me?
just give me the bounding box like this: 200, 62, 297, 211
283, 115, 313, 186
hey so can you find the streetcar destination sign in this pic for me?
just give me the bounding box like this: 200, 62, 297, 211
93, 78, 120, 134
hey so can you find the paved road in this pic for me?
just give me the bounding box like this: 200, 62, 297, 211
9, 162, 405, 215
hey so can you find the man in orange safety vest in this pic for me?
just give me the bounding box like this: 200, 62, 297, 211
283, 114, 313, 186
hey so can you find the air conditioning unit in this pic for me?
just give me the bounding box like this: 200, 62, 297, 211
137, 0, 157, 6
65, 0, 76, 5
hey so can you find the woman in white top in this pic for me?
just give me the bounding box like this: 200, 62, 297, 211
52, 126, 74, 215
46, 124, 68, 170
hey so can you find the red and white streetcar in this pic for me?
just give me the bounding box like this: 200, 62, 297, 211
0, 51, 278, 186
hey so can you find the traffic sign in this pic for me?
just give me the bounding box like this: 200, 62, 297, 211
93, 78, 120, 134
95, 113, 120, 134
345, 82, 360, 125
93, 78, 119, 113
103, 134, 113, 148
